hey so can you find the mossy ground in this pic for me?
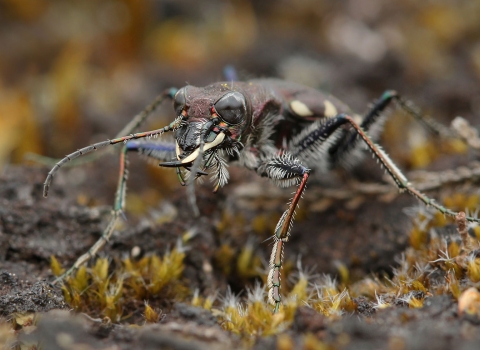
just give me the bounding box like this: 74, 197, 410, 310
2, 143, 480, 349
2, 1, 480, 348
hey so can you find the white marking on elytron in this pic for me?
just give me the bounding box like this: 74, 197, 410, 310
181, 132, 226, 164
352, 114, 363, 124
290, 100, 314, 117
175, 141, 181, 160
323, 100, 338, 118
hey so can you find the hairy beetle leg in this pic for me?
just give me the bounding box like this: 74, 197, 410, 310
52, 139, 181, 284
268, 112, 480, 312
270, 172, 309, 313
257, 154, 310, 312
45, 89, 194, 284
330, 90, 453, 170
52, 145, 130, 284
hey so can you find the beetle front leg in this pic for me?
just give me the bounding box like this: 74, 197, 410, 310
52, 144, 130, 284
52, 141, 177, 284
258, 154, 310, 313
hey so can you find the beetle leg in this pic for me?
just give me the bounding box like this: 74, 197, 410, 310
293, 113, 479, 222
52, 145, 129, 284
185, 121, 219, 217
257, 154, 310, 313
187, 140, 206, 217
394, 94, 454, 138
30, 89, 176, 169
115, 88, 178, 137
176, 167, 186, 186
278, 113, 480, 311
52, 140, 179, 284
327, 90, 397, 169
340, 114, 478, 221
329, 91, 454, 169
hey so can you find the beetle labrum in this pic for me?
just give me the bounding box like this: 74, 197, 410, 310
43, 79, 479, 313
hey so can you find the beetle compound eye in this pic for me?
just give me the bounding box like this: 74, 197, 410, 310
173, 87, 187, 116
214, 91, 246, 125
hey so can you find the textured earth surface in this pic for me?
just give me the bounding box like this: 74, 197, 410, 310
2, 157, 480, 349
2, 1, 480, 348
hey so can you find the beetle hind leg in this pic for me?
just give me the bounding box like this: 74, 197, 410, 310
278, 112, 480, 310
329, 90, 454, 170
328, 90, 398, 169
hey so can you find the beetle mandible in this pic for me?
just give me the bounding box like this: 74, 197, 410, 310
43, 78, 480, 313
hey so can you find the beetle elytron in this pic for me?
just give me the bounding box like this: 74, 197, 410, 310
44, 79, 479, 312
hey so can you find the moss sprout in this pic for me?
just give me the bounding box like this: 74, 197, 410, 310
51, 242, 188, 322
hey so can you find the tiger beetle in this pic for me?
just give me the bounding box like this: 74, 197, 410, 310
43, 78, 480, 313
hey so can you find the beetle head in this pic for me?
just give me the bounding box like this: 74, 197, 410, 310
165, 83, 251, 167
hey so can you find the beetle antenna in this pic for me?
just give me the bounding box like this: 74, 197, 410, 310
43, 116, 183, 198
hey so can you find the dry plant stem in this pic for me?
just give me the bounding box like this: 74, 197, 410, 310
237, 161, 480, 204
451, 117, 480, 150
408, 162, 480, 192
456, 211, 472, 251
351, 161, 480, 197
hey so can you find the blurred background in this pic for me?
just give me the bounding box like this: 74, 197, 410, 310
1, 0, 480, 205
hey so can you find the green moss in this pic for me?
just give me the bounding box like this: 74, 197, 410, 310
49, 191, 480, 339
52, 246, 188, 322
